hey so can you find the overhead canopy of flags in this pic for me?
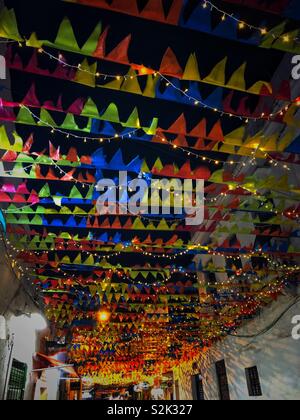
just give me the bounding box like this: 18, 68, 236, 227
1, 0, 300, 385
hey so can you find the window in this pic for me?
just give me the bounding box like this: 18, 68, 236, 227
246, 366, 262, 397
6, 359, 27, 400
174, 380, 180, 400
215, 360, 230, 401
192, 374, 205, 400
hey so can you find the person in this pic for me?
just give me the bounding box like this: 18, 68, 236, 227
151, 381, 165, 400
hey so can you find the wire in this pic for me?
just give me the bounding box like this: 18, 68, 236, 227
229, 296, 300, 339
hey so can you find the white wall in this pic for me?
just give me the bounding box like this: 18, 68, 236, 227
199, 292, 300, 400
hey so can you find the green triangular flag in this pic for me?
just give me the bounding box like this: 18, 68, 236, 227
143, 75, 159, 98
0, 8, 22, 41
81, 97, 99, 118
0, 126, 11, 150
31, 215, 43, 225
121, 70, 142, 95
39, 109, 56, 127
100, 103, 120, 123
16, 107, 36, 125
53, 17, 80, 52
260, 21, 287, 49
69, 185, 83, 199
144, 118, 158, 135
81, 22, 102, 55
74, 59, 97, 87
85, 185, 94, 200
39, 183, 51, 198
123, 107, 140, 128
12, 131, 23, 152
16, 154, 34, 164
61, 113, 79, 131
26, 32, 43, 48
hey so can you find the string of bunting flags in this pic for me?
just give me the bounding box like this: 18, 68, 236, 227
1, 0, 300, 385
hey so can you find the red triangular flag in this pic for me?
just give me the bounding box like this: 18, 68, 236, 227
140, 0, 165, 22
93, 26, 110, 58
189, 119, 206, 138
111, 0, 139, 15
106, 34, 132, 64
173, 134, 188, 147
66, 147, 79, 162
167, 113, 187, 134
160, 47, 182, 77
22, 83, 39, 107
23, 134, 34, 153
49, 141, 61, 161
208, 120, 224, 142
166, 0, 183, 24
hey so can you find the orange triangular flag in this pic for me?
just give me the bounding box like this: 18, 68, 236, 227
189, 119, 206, 138
167, 113, 187, 134
106, 35, 132, 64
166, 0, 183, 24
140, 0, 165, 22
93, 26, 110, 58
123, 218, 133, 229
112, 0, 139, 14
173, 135, 188, 147
208, 120, 224, 142
160, 47, 182, 77
66, 147, 79, 162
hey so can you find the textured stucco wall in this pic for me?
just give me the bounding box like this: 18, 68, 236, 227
175, 292, 300, 400
0, 235, 40, 400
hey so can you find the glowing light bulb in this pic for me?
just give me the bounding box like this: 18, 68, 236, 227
97, 311, 110, 323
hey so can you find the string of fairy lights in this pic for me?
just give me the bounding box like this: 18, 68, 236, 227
0, 44, 298, 175
30, 48, 293, 122
202, 1, 299, 42
15, 243, 300, 276
3, 31, 300, 266
7, 223, 300, 261
1, 2, 300, 375
8, 104, 296, 177
2, 39, 295, 122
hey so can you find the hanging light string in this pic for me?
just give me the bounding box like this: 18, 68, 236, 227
6, 42, 292, 122
158, 73, 291, 121
1, 143, 293, 198
32, 48, 294, 122
38, 47, 290, 121
15, 249, 300, 276
14, 242, 300, 270
20, 105, 140, 141
37, 48, 143, 80
11, 105, 248, 165
156, 131, 294, 173
3, 236, 38, 291
3, 202, 38, 213
14, 105, 295, 175
202, 0, 299, 42
0, 163, 35, 175
1, 158, 94, 188
14, 242, 193, 261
